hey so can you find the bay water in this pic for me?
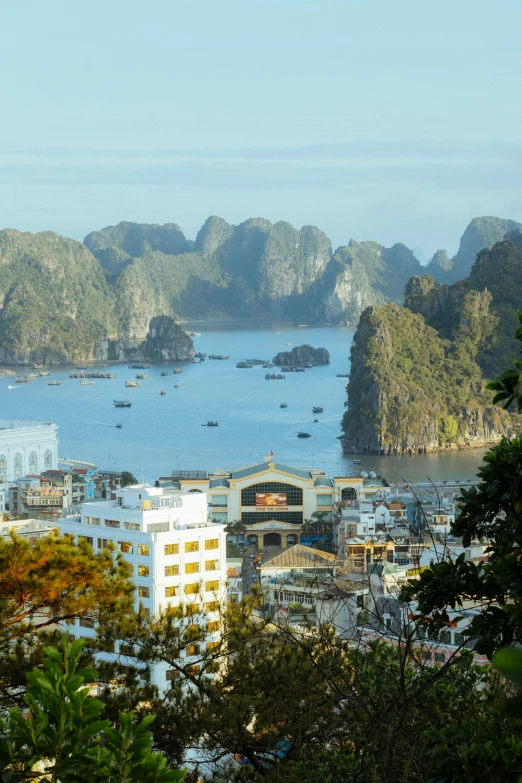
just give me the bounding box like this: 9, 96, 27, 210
0, 323, 488, 484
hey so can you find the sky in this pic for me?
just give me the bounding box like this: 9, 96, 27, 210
1, 0, 522, 258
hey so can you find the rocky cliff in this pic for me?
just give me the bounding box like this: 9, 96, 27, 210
273, 345, 330, 366
341, 303, 510, 455
137, 316, 194, 362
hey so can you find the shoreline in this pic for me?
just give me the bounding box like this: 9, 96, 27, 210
342, 438, 502, 457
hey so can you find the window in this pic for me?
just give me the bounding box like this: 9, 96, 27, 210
185, 603, 200, 616
85, 516, 100, 526
205, 601, 219, 612
98, 638, 115, 653
44, 449, 53, 469
242, 511, 303, 525
435, 653, 446, 664
185, 541, 199, 553
139, 607, 150, 618
423, 651, 432, 662
14, 453, 22, 480
187, 665, 201, 675
137, 544, 149, 556
341, 487, 357, 501
138, 565, 150, 577
0, 456, 6, 482
29, 451, 38, 473
317, 494, 333, 506
165, 586, 180, 597
211, 495, 227, 506
186, 644, 200, 656
80, 617, 95, 629
185, 583, 200, 595
211, 512, 227, 523
205, 560, 219, 571
120, 643, 134, 656
440, 630, 452, 644
166, 669, 180, 681
165, 565, 180, 577
97, 539, 110, 549
147, 522, 170, 533
105, 519, 120, 528
206, 641, 219, 652
205, 580, 219, 593
78, 536, 93, 546
138, 586, 150, 598
118, 541, 133, 554
241, 481, 303, 506
185, 562, 200, 574
453, 632, 465, 646
206, 621, 219, 633
165, 543, 179, 555
124, 522, 140, 531
205, 539, 219, 550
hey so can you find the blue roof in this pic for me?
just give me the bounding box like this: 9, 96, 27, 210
229, 462, 313, 481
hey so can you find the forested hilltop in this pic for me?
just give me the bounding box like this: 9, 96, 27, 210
0, 214, 519, 363
342, 232, 522, 454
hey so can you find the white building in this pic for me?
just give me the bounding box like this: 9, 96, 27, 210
58, 484, 227, 691
0, 420, 58, 483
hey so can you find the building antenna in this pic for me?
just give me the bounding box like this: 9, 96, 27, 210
141, 464, 145, 484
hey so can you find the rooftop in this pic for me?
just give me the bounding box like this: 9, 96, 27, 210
262, 544, 337, 569
0, 420, 57, 431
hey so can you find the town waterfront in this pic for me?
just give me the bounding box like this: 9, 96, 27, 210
0, 323, 489, 483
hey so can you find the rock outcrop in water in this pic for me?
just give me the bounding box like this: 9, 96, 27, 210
138, 316, 194, 362
340, 236, 522, 455
273, 345, 330, 366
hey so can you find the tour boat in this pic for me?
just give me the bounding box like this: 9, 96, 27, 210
209, 354, 229, 360
125, 380, 140, 387
173, 368, 183, 374
136, 373, 149, 379
114, 400, 132, 407
202, 421, 218, 427
236, 362, 253, 368
39, 371, 50, 376
80, 380, 95, 386
48, 381, 62, 386
15, 377, 29, 383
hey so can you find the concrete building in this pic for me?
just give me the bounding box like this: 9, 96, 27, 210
0, 420, 58, 483
163, 460, 386, 549
58, 484, 227, 691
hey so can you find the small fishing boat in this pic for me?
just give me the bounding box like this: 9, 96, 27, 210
15, 377, 29, 383
262, 363, 274, 368
202, 421, 218, 427
285, 342, 292, 346
173, 368, 183, 374
26, 373, 38, 379
39, 371, 50, 377
297, 432, 311, 438
194, 352, 207, 359
136, 373, 149, 379
160, 390, 166, 396
48, 381, 62, 386
161, 371, 169, 377
80, 380, 95, 386
312, 407, 324, 414
114, 400, 132, 407
174, 384, 179, 388
313, 418, 319, 423
116, 423, 122, 429
125, 380, 140, 388
279, 402, 288, 408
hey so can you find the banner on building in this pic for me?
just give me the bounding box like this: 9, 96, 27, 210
256, 492, 287, 507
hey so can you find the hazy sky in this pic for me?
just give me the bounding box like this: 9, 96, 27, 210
2, 0, 522, 257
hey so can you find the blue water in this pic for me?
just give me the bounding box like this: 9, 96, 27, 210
0, 323, 488, 483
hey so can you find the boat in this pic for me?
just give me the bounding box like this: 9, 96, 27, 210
174, 384, 179, 388
312, 407, 324, 414
76, 365, 88, 370
160, 390, 166, 396
48, 381, 62, 386
298, 324, 308, 327
273, 331, 281, 334
194, 352, 207, 359
265, 373, 285, 380
236, 362, 253, 369
262, 363, 274, 369
114, 400, 132, 408
26, 373, 38, 379
279, 403, 288, 408
39, 371, 50, 377
173, 368, 183, 374
209, 354, 229, 360
80, 380, 95, 386
202, 421, 218, 427
285, 342, 293, 346
7, 385, 19, 389
297, 432, 311, 438
136, 373, 149, 379
353, 460, 362, 465
244, 359, 268, 365
313, 418, 319, 423
15, 377, 29, 383
128, 363, 150, 369
116, 424, 122, 429
161, 371, 169, 377
125, 380, 140, 388
336, 374, 349, 378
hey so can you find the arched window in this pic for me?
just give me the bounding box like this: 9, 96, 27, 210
29, 451, 38, 474
0, 456, 6, 482
14, 454, 22, 479
341, 487, 357, 501
44, 450, 53, 469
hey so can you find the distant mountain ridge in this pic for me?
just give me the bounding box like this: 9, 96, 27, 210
0, 214, 519, 363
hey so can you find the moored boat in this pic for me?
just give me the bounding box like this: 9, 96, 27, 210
136, 373, 149, 379
173, 368, 183, 374
39, 371, 50, 376
312, 406, 324, 413
208, 354, 229, 360
297, 432, 311, 438
125, 380, 140, 387
202, 421, 218, 426
15, 377, 29, 383
48, 381, 62, 386
80, 380, 95, 386
236, 362, 253, 368
161, 371, 169, 376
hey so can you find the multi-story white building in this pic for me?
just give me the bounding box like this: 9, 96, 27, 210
0, 420, 58, 483
58, 484, 227, 691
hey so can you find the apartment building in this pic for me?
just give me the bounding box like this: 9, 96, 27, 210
58, 484, 227, 691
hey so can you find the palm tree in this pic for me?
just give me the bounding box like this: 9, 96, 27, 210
225, 519, 247, 550
300, 518, 317, 539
